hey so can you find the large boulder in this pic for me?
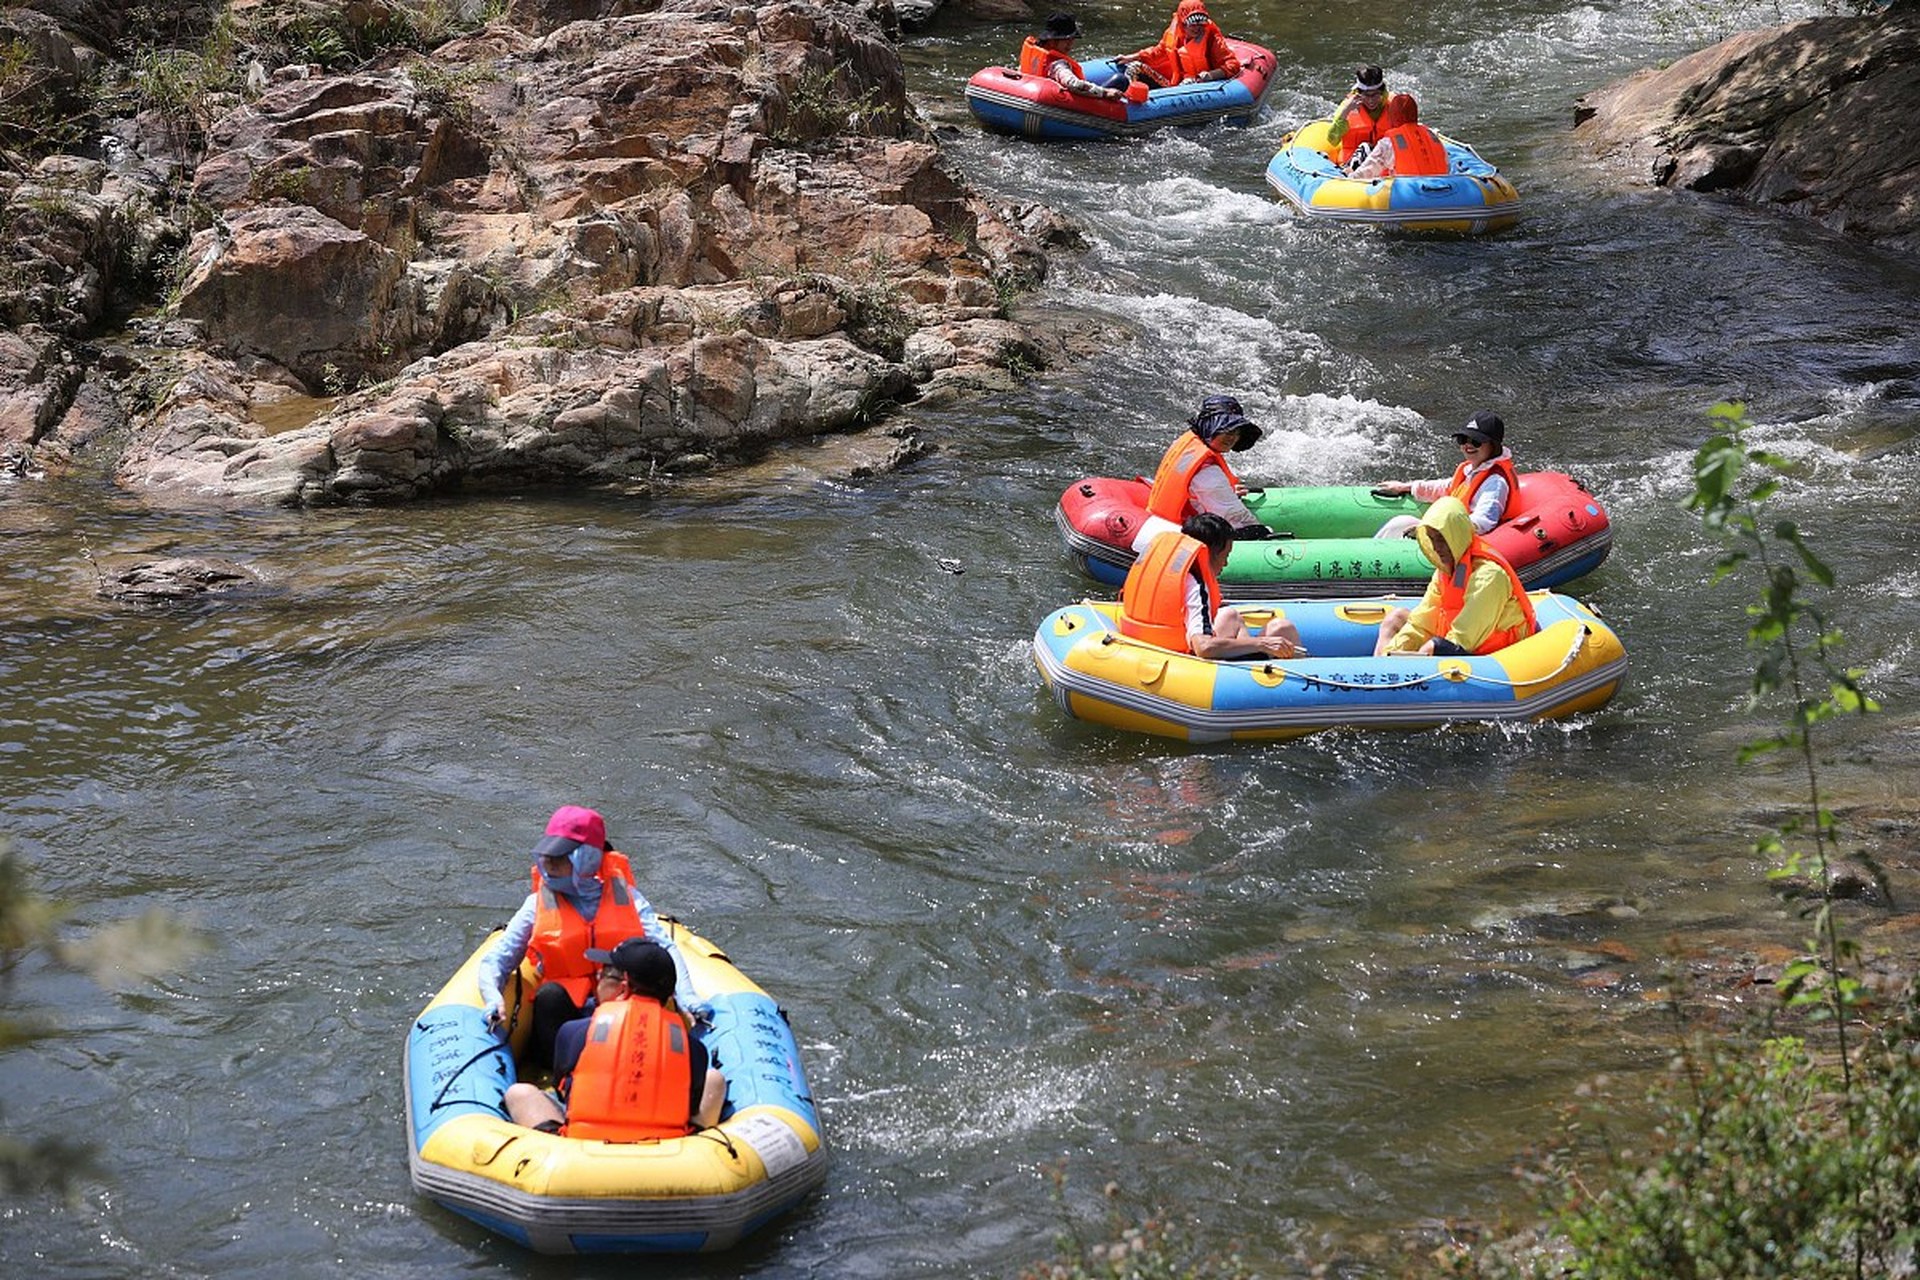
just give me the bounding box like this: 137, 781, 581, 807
103, 0, 1074, 504
172, 204, 409, 387
1573, 6, 1920, 247
0, 328, 81, 454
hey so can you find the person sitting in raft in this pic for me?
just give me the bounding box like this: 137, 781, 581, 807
1373, 411, 1518, 540
1118, 0, 1241, 89
1020, 12, 1129, 103
504, 938, 726, 1138
1327, 64, 1418, 170
475, 805, 671, 1072
1130, 393, 1276, 555
1373, 496, 1537, 658
1344, 100, 1450, 180
1121, 512, 1306, 660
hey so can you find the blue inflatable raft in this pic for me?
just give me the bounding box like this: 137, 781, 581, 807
403, 920, 826, 1254
1264, 119, 1521, 233
965, 40, 1276, 140
1033, 592, 1625, 742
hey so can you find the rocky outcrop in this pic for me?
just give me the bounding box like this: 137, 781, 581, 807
3, 0, 1087, 505
1572, 5, 1920, 247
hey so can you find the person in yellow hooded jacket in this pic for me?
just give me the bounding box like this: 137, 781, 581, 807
1373, 496, 1537, 657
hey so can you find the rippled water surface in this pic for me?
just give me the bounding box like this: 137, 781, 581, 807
4, 0, 1920, 1275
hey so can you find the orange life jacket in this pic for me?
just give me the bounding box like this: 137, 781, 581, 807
1435, 540, 1537, 654
1377, 123, 1449, 177
1138, 1, 1239, 83
1336, 93, 1419, 164
1118, 531, 1221, 653
1170, 36, 1220, 82
1145, 432, 1242, 524
1019, 38, 1085, 81
528, 850, 646, 1006
1447, 455, 1521, 523
560, 997, 696, 1142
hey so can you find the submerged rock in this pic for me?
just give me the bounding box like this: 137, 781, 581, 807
98, 556, 260, 603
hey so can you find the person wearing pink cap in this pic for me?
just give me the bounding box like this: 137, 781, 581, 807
476, 804, 668, 1071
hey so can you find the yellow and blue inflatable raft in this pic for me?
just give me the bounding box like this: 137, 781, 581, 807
1264, 119, 1521, 233
404, 920, 826, 1254
1032, 592, 1624, 742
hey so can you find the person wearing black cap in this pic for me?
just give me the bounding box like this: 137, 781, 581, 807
1019, 12, 1127, 102
503, 938, 726, 1138
1374, 411, 1518, 539
1131, 393, 1276, 554
1327, 64, 1418, 168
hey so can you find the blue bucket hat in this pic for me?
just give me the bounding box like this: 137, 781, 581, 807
1188, 394, 1263, 451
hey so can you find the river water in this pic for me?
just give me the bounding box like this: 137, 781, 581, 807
4, 1, 1918, 1276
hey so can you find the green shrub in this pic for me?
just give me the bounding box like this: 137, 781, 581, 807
1, 839, 207, 1197
1454, 403, 1906, 1280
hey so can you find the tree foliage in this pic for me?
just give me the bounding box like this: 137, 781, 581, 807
0, 839, 207, 1198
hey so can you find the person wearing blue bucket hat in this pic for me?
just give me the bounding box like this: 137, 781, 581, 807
1129, 393, 1276, 553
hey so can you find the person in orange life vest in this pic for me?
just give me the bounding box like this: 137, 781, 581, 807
504, 938, 726, 1137
475, 805, 669, 1072
1020, 12, 1128, 103
1121, 512, 1306, 660
1374, 412, 1518, 539
1129, 394, 1276, 555
1345, 107, 1451, 180
1372, 496, 1537, 658
1328, 64, 1418, 168
1119, 0, 1241, 88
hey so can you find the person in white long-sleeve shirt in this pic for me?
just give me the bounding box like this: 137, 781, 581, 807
1374, 411, 1518, 539
1130, 394, 1276, 554
474, 805, 670, 1071
1019, 12, 1127, 101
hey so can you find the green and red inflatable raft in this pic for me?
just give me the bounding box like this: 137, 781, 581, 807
1055, 472, 1612, 600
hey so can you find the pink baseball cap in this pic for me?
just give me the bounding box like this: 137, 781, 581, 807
532, 805, 607, 859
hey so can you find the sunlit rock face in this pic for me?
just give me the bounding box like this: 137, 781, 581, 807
1573, 6, 1920, 249
8, 0, 1091, 504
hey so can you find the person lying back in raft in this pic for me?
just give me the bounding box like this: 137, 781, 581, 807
475, 805, 672, 1072
1373, 496, 1537, 658
1121, 513, 1307, 660
1373, 411, 1518, 539
1327, 64, 1419, 170
504, 938, 726, 1138
1130, 393, 1277, 555
1117, 0, 1241, 89
1020, 12, 1132, 102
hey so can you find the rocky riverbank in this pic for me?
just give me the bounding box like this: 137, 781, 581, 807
1, 0, 1111, 509
1572, 2, 1920, 248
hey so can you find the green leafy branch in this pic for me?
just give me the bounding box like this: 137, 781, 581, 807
1686, 402, 1883, 1047
1, 839, 208, 1198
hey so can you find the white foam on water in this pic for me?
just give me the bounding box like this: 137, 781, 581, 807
836, 1042, 1107, 1151
1108, 172, 1293, 236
